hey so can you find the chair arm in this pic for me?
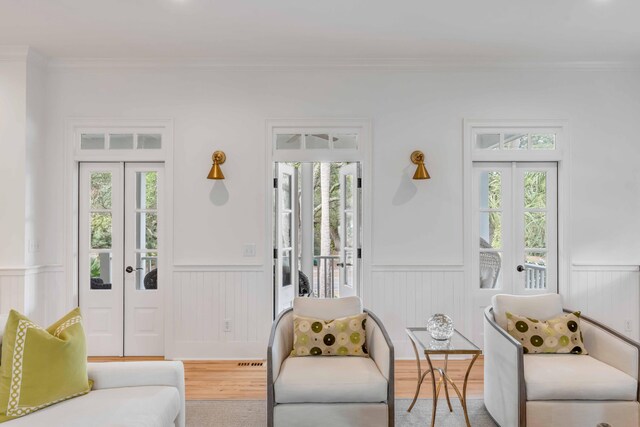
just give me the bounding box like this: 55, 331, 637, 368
267, 308, 293, 427
87, 361, 185, 427
364, 309, 395, 427
569, 309, 640, 384
484, 307, 525, 427
364, 309, 394, 382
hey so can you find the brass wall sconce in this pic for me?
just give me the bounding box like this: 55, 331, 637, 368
410, 150, 430, 180
207, 151, 226, 180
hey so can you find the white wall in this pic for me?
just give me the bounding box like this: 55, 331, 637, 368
0, 50, 55, 325
38, 64, 640, 357
0, 57, 27, 267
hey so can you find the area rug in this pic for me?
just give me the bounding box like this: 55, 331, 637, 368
186, 398, 497, 426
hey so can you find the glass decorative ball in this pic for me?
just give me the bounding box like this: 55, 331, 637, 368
427, 313, 454, 340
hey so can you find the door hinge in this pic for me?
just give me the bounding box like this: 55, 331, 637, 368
273, 248, 278, 259
357, 178, 362, 189
357, 248, 362, 259
273, 178, 278, 189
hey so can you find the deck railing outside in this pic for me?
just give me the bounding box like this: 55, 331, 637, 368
312, 256, 340, 298
525, 263, 546, 289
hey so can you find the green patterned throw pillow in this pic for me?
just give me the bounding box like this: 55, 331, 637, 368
0, 308, 92, 423
506, 311, 588, 355
291, 313, 368, 357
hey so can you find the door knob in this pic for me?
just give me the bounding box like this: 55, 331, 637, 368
336, 263, 345, 268
516, 265, 525, 272
125, 266, 143, 273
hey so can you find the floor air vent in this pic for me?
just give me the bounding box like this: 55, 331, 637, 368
237, 362, 264, 367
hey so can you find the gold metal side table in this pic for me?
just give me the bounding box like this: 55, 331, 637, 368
406, 327, 481, 427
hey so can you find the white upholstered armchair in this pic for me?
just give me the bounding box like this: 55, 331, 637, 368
484, 293, 640, 427
267, 296, 394, 427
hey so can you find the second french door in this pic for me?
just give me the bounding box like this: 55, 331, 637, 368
471, 162, 558, 341
79, 162, 164, 356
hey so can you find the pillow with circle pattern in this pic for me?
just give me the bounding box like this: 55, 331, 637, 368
291, 313, 368, 357
506, 311, 588, 355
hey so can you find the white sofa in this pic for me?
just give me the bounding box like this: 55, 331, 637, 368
267, 296, 394, 427
4, 361, 186, 427
0, 313, 185, 427
484, 293, 640, 427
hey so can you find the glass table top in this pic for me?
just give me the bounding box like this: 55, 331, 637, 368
406, 327, 481, 354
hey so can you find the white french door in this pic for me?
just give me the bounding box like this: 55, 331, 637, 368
274, 163, 298, 315
338, 163, 359, 298
79, 162, 164, 356
471, 162, 558, 342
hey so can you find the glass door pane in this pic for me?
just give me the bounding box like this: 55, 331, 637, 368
477, 169, 507, 289
134, 171, 158, 290
516, 163, 557, 293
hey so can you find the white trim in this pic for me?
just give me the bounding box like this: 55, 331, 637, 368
0, 46, 29, 61
265, 118, 373, 319
47, 57, 640, 70
0, 265, 63, 276
371, 265, 465, 272
172, 265, 266, 272
572, 264, 640, 272
64, 117, 175, 357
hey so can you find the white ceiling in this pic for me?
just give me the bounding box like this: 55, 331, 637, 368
1, 0, 639, 62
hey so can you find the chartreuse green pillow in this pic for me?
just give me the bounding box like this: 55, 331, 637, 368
506, 311, 588, 355
291, 313, 368, 357
0, 308, 92, 423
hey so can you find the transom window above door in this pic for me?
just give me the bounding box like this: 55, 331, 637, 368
275, 132, 358, 151
80, 132, 162, 151
269, 120, 370, 163
475, 131, 556, 151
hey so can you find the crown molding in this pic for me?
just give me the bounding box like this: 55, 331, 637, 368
0, 45, 30, 61
0, 46, 48, 67
47, 56, 640, 70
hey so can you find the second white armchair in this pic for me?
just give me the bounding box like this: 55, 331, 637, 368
267, 296, 394, 427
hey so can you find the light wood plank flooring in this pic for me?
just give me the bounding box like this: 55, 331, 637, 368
88, 357, 484, 401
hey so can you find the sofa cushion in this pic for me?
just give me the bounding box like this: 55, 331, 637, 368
291, 313, 369, 357
2, 386, 180, 427
524, 354, 638, 401
492, 294, 563, 331
293, 296, 362, 321
274, 356, 387, 403
0, 308, 91, 423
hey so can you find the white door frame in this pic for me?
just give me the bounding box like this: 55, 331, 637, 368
64, 118, 174, 356
265, 118, 372, 318
463, 119, 571, 337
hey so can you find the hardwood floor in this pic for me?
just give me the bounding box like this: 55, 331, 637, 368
88, 357, 484, 401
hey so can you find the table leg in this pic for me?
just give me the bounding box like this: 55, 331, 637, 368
443, 354, 453, 412
461, 354, 480, 427
408, 337, 432, 413
425, 353, 438, 427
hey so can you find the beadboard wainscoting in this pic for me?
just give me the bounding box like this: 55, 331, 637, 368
170, 266, 272, 359
0, 265, 65, 326
565, 265, 640, 341
366, 267, 466, 359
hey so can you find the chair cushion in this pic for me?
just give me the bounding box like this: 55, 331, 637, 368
293, 296, 362, 321
524, 354, 638, 401
2, 386, 180, 427
492, 294, 563, 330
274, 356, 388, 403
